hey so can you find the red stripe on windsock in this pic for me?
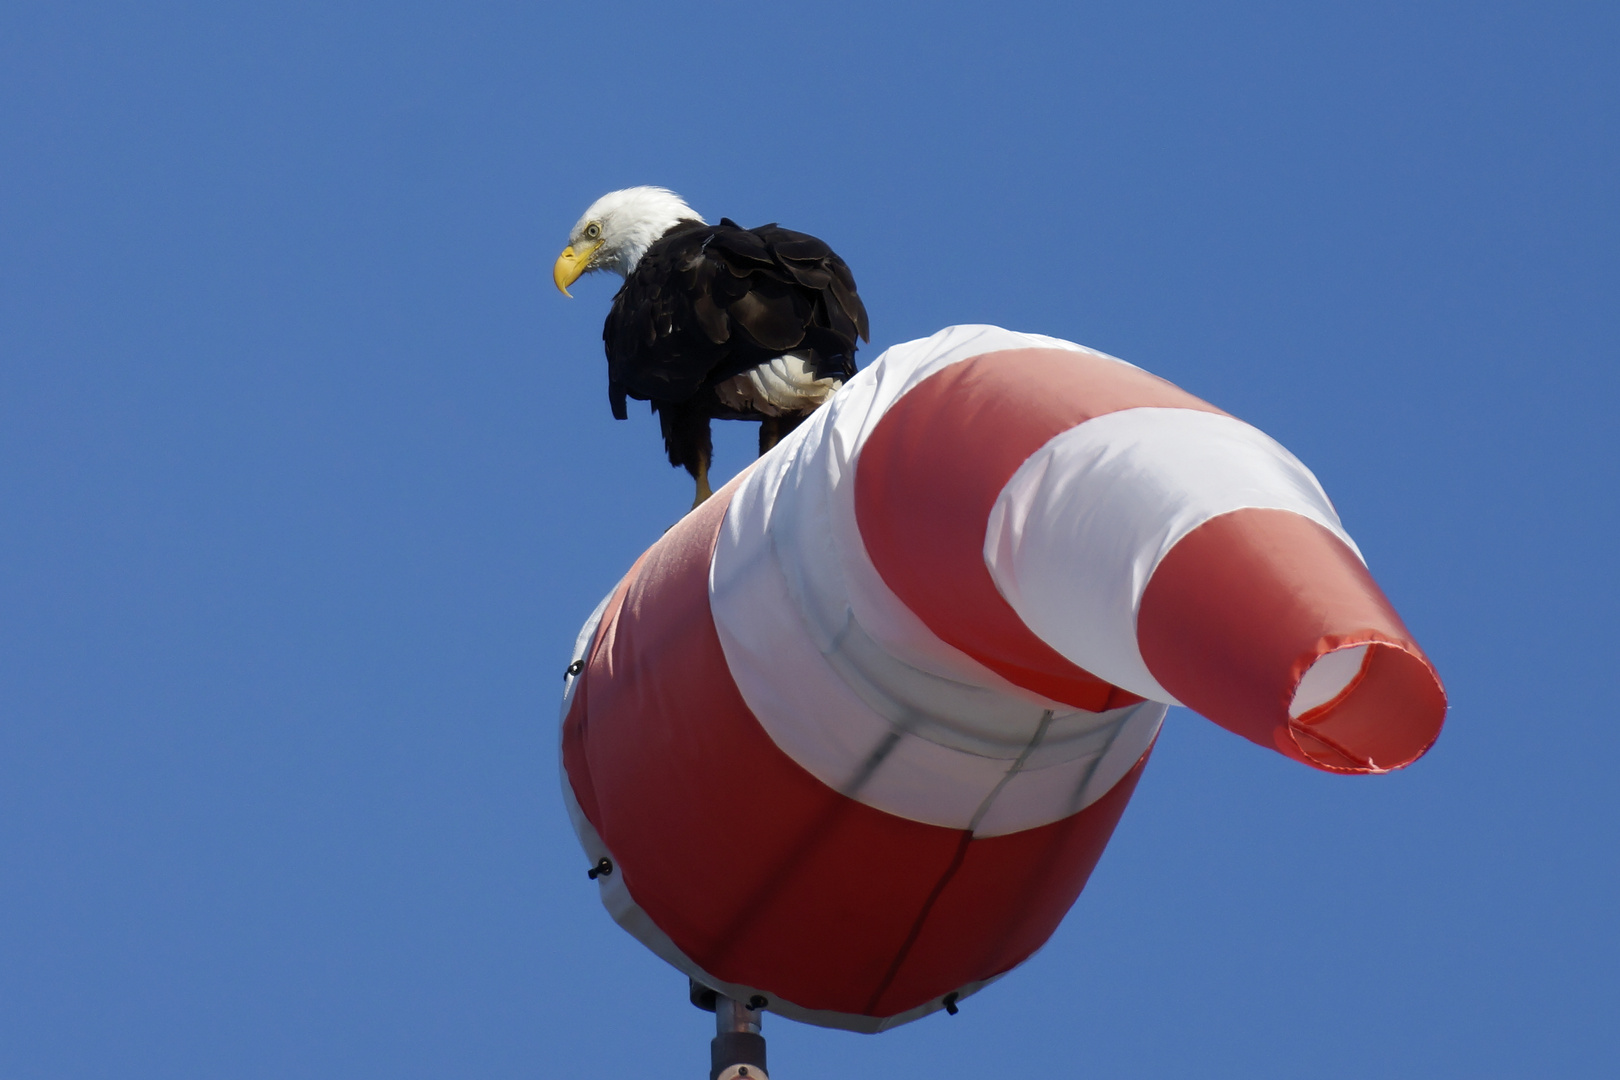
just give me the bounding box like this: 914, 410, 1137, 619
868, 749, 1148, 1017
562, 479, 1149, 1019
1136, 508, 1446, 772
855, 348, 1221, 711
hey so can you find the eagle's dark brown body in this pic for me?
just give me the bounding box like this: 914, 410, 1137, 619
603, 218, 870, 480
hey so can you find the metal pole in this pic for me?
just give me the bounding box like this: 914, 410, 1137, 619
709, 993, 768, 1080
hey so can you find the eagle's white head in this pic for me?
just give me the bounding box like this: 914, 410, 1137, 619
553, 186, 707, 295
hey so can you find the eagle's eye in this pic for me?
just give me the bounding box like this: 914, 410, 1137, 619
584, 222, 602, 240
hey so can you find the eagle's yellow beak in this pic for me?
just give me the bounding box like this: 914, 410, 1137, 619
552, 241, 602, 297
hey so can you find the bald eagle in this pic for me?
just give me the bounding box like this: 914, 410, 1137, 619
554, 187, 870, 507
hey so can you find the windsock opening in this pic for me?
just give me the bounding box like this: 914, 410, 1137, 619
1137, 507, 1447, 774
1284, 641, 1447, 772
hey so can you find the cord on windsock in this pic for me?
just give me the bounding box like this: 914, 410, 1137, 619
559, 325, 1447, 1032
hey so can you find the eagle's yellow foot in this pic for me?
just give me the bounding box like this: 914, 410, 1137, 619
691, 453, 713, 508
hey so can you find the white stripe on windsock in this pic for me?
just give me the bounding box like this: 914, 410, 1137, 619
710, 327, 1165, 836
984, 407, 1361, 703
783, 324, 1117, 686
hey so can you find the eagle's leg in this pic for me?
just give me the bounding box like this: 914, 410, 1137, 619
659, 401, 715, 509
759, 412, 809, 457
692, 449, 713, 508
758, 416, 782, 457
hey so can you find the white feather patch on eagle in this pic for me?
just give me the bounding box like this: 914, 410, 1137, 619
715, 353, 846, 417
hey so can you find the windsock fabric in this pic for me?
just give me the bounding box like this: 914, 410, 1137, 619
559, 325, 1447, 1032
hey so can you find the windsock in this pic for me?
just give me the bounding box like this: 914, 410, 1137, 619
560, 325, 1446, 1033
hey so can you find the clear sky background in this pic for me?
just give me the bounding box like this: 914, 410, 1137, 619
2, 2, 1615, 1077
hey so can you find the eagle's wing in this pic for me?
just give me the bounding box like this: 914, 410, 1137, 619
603, 219, 870, 419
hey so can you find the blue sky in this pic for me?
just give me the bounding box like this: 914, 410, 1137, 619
1, 2, 1615, 1076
